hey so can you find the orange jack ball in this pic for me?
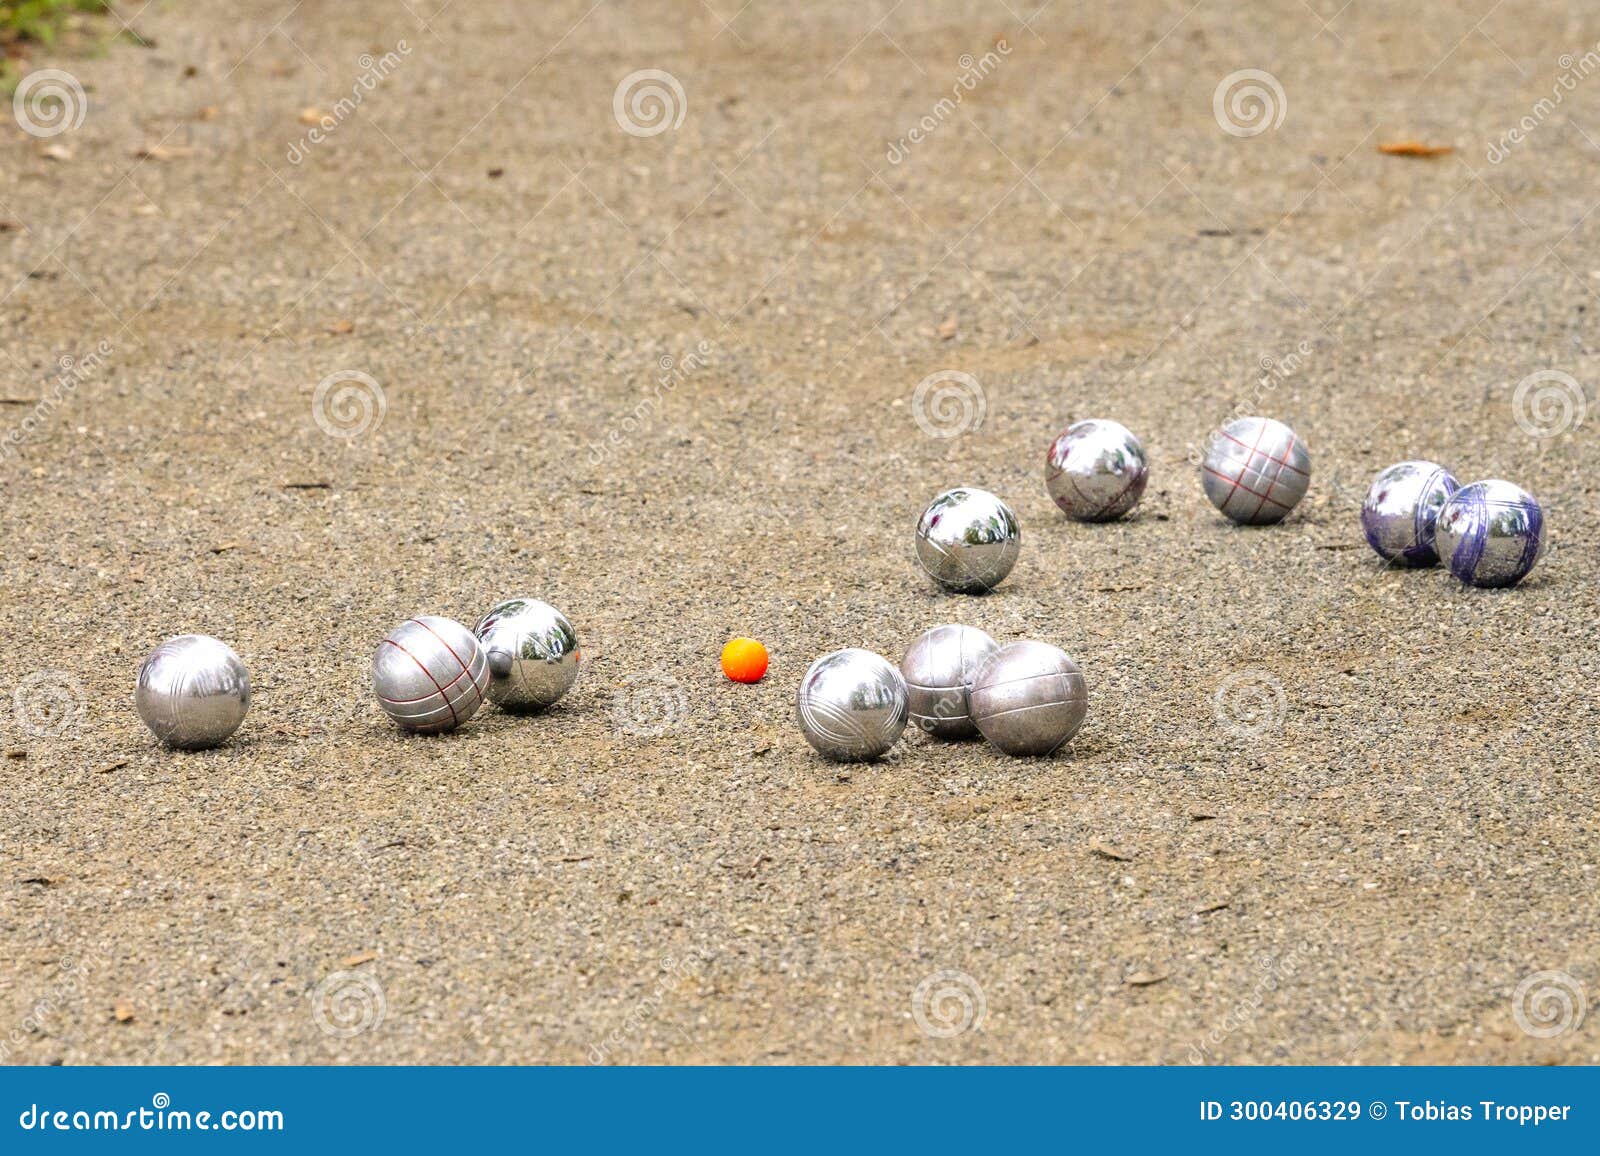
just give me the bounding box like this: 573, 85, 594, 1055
720, 638, 768, 683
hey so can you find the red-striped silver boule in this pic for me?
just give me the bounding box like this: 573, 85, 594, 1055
1201, 416, 1311, 525
969, 640, 1087, 757
371, 616, 490, 733
796, 648, 908, 761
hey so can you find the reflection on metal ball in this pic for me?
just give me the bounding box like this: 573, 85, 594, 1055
1045, 418, 1149, 521
1201, 416, 1311, 525
135, 634, 250, 750
796, 648, 908, 761
969, 640, 1087, 757
1434, 479, 1547, 588
371, 616, 489, 733
474, 598, 580, 710
915, 487, 1021, 593
1361, 460, 1459, 566
900, 624, 1000, 739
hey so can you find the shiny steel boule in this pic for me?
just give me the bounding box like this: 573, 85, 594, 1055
1434, 479, 1547, 588
796, 648, 908, 761
474, 598, 580, 710
969, 640, 1087, 757
915, 487, 1021, 593
900, 624, 1000, 739
1045, 418, 1150, 521
1361, 460, 1459, 566
371, 616, 490, 733
1201, 416, 1311, 525
135, 634, 250, 750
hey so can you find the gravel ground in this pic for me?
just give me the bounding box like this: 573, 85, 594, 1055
1, 0, 1597, 1065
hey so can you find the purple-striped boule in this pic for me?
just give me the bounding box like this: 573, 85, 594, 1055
1361, 460, 1459, 566
1434, 479, 1547, 588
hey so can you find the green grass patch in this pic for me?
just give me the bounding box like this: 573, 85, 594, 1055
2, 1, 109, 46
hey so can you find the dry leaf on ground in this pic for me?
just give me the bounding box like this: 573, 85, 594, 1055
1378, 141, 1454, 157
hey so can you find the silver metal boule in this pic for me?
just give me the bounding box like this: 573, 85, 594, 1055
1361, 460, 1459, 566
1045, 418, 1150, 521
1201, 416, 1311, 525
796, 648, 908, 761
915, 486, 1021, 593
969, 640, 1087, 757
372, 616, 490, 733
135, 634, 250, 750
1434, 479, 1547, 588
900, 624, 1000, 739
474, 598, 580, 710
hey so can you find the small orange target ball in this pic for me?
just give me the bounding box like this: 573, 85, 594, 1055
720, 637, 768, 683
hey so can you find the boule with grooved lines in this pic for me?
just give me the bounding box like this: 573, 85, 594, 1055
135, 634, 250, 750
900, 624, 1000, 739
1045, 419, 1149, 521
914, 486, 1021, 593
1201, 416, 1310, 525
474, 598, 580, 710
1434, 479, 1547, 588
796, 648, 908, 761
969, 640, 1087, 757
1361, 460, 1459, 566
372, 616, 490, 733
